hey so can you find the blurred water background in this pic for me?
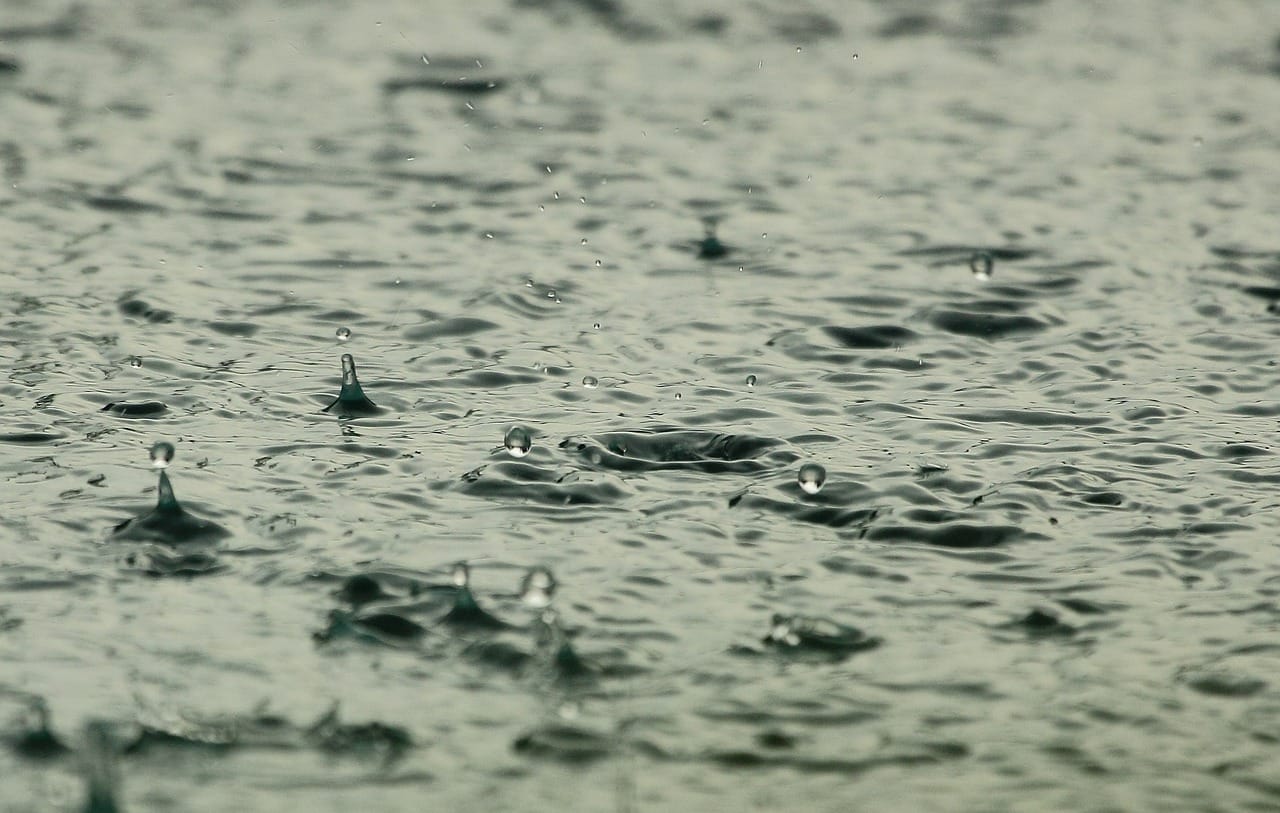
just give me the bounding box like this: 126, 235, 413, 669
3, 1, 1280, 810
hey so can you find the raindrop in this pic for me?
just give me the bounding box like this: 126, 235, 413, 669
970, 252, 994, 281
582, 376, 598, 389
580, 237, 588, 246
521, 567, 557, 608
546, 289, 557, 299
746, 374, 757, 387
335, 327, 352, 342
578, 197, 586, 204
421, 55, 430, 65
451, 562, 470, 588
761, 232, 768, 239
525, 279, 534, 288
796, 46, 803, 53
594, 259, 602, 267
674, 392, 682, 400
797, 463, 826, 495
149, 441, 175, 470
504, 426, 533, 458
128, 356, 142, 368
592, 322, 601, 330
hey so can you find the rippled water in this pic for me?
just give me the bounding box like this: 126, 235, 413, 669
3, 1, 1280, 810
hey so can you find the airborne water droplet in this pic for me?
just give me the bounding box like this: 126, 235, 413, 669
592, 322, 601, 330
797, 462, 826, 495
335, 327, 352, 342
970, 252, 994, 281
451, 561, 470, 588
128, 356, 142, 368
520, 567, 557, 608
746, 374, 757, 387
149, 441, 175, 469
582, 376, 598, 389
504, 426, 533, 458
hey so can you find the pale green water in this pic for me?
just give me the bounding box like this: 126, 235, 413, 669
3, 1, 1280, 811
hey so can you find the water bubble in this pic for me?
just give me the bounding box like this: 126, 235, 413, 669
582, 376, 598, 389
451, 561, 470, 588
335, 327, 352, 342
970, 252, 994, 281
797, 462, 826, 495
504, 426, 533, 458
149, 441, 175, 469
746, 374, 757, 387
521, 567, 557, 608
128, 356, 142, 368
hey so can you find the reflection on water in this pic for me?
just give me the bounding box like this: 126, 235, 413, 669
4, 0, 1280, 810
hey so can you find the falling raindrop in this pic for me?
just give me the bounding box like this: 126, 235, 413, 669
970, 252, 994, 281
798, 462, 826, 495
335, 327, 352, 342
451, 561, 470, 588
582, 376, 598, 389
128, 356, 143, 368
504, 426, 533, 458
521, 567, 557, 608
746, 374, 757, 387
149, 441, 175, 470
592, 322, 601, 330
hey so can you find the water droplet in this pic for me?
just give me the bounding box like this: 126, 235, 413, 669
553, 191, 560, 200
421, 54, 430, 65
592, 322, 601, 330
504, 426, 533, 458
335, 327, 352, 342
746, 374, 757, 387
582, 376, 598, 389
149, 441, 175, 469
798, 463, 826, 495
520, 567, 557, 608
580, 237, 588, 246
546, 289, 557, 299
451, 561, 470, 588
852, 53, 859, 60
594, 259, 602, 267
525, 279, 534, 288
578, 197, 586, 204
674, 392, 682, 400
128, 356, 142, 368
970, 252, 994, 281
761, 232, 768, 239
796, 46, 803, 53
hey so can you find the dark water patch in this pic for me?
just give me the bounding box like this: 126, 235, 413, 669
760, 613, 882, 659
513, 724, 614, 764
949, 408, 1104, 428
867, 517, 1029, 549
116, 294, 173, 324
307, 706, 411, 763
1218, 443, 1269, 459
929, 308, 1048, 339
562, 427, 786, 475
6, 703, 71, 760
403, 317, 498, 341
1080, 491, 1124, 507
0, 56, 20, 73
702, 747, 964, 775
439, 585, 510, 631
458, 466, 627, 507
314, 609, 428, 648
85, 195, 166, 214
1178, 668, 1267, 698
899, 244, 1039, 262
101, 400, 168, 418
1004, 608, 1076, 637
382, 76, 506, 95
512, 0, 659, 39
124, 546, 223, 577
206, 320, 259, 337
771, 11, 842, 41
0, 430, 64, 443
0, 7, 81, 40
877, 13, 939, 38
822, 324, 917, 349
197, 208, 273, 221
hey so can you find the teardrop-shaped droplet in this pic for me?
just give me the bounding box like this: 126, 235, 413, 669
335, 326, 352, 342
797, 463, 826, 495
582, 376, 598, 389
520, 567, 557, 609
746, 374, 757, 388
149, 441, 175, 469
970, 251, 994, 281
451, 561, 470, 588
504, 426, 533, 458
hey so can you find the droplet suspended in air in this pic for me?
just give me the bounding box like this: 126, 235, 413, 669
797, 462, 827, 495
335, 327, 352, 342
582, 376, 598, 389
149, 441, 175, 469
521, 567, 557, 608
592, 322, 601, 330
128, 356, 143, 368
970, 252, 994, 281
504, 426, 533, 458
746, 374, 757, 388
546, 289, 557, 299
451, 561, 470, 588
